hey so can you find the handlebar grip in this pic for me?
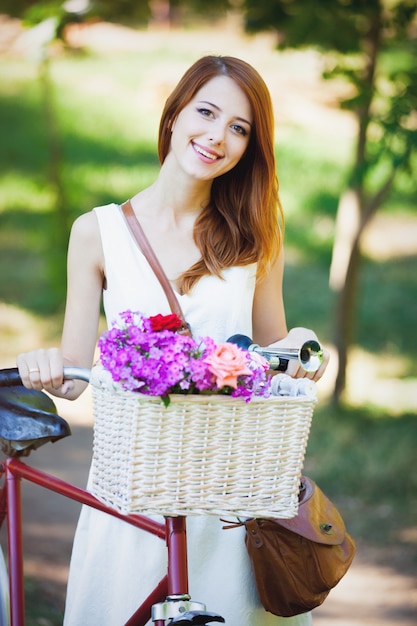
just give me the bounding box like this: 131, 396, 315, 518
0, 367, 23, 387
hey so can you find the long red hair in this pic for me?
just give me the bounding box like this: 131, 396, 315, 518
158, 55, 284, 293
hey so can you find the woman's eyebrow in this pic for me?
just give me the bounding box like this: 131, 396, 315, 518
197, 100, 252, 127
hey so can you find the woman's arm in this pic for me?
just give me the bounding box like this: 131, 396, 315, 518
252, 248, 329, 381
252, 248, 287, 346
17, 211, 104, 399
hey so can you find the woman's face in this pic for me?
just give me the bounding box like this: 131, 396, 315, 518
169, 75, 252, 181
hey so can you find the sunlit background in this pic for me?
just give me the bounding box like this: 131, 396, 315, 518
0, 2, 416, 624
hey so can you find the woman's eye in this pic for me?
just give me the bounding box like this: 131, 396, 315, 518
197, 108, 214, 118
231, 124, 248, 136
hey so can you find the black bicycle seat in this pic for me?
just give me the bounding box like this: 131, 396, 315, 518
170, 611, 225, 624
0, 373, 71, 457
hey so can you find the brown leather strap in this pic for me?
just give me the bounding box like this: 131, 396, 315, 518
120, 200, 191, 335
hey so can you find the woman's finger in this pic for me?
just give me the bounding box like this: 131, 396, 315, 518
17, 348, 64, 390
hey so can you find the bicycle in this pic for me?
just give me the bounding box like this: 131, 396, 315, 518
0, 338, 319, 625
0, 366, 225, 626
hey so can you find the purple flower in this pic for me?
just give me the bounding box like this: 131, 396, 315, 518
98, 310, 271, 405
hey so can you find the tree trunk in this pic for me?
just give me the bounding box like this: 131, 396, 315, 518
39, 55, 70, 308
329, 188, 363, 402
328, 8, 382, 404
39, 55, 69, 246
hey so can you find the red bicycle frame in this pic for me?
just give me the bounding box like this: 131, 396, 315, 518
0, 456, 194, 626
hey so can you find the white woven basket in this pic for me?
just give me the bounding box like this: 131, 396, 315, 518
90, 365, 316, 519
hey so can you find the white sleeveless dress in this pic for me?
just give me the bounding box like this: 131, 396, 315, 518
63, 203, 312, 626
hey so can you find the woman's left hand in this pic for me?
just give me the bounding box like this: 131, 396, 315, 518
266, 327, 330, 381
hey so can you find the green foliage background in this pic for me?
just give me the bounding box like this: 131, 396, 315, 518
3, 47, 416, 357
0, 18, 416, 624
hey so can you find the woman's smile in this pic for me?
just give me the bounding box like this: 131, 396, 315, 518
192, 141, 223, 162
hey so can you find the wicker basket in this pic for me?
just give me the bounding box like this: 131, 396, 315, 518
90, 365, 316, 519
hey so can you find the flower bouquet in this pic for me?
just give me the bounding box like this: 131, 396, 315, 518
90, 311, 317, 518
98, 310, 271, 406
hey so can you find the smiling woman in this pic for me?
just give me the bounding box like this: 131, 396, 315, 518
168, 75, 252, 188
17, 54, 329, 625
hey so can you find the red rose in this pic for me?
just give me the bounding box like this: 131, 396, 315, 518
149, 313, 183, 332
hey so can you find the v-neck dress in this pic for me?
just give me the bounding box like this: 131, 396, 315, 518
63, 203, 312, 626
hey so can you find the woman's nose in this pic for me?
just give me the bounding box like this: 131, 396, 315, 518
208, 122, 226, 144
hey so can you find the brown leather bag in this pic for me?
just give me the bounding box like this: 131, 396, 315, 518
242, 476, 356, 617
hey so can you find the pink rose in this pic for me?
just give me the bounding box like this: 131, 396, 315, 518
205, 343, 252, 389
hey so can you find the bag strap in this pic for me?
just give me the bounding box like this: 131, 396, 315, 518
120, 200, 191, 336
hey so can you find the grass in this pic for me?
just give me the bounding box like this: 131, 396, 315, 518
306, 404, 417, 548
24, 578, 63, 626
0, 22, 416, 621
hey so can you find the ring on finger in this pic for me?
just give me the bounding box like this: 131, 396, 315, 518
28, 368, 40, 374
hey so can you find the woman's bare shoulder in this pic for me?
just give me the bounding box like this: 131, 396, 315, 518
70, 210, 100, 244
67, 210, 104, 272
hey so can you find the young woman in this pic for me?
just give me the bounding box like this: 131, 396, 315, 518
17, 55, 329, 625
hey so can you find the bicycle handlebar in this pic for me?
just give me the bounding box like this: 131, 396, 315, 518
62, 367, 91, 383
227, 335, 323, 373
0, 334, 323, 389
0, 368, 22, 387
0, 367, 91, 388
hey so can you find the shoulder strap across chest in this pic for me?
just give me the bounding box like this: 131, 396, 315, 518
120, 200, 191, 336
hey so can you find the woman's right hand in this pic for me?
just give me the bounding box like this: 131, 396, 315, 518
16, 348, 74, 397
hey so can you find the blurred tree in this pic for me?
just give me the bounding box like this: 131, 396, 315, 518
7, 3, 81, 308
7, 1, 416, 391
241, 0, 417, 404
2, 0, 231, 27
1, 0, 39, 17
